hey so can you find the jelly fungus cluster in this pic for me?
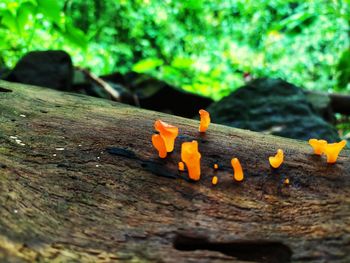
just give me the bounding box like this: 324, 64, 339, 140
308, 139, 347, 164
151, 110, 348, 186
151, 110, 212, 181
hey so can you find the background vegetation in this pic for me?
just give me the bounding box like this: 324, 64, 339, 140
0, 0, 350, 101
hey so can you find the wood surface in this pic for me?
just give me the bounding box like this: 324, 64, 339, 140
0, 80, 349, 263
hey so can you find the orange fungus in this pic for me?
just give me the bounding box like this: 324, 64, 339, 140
154, 120, 179, 152
152, 134, 167, 158
308, 139, 327, 155
181, 141, 201, 181
178, 161, 185, 171
269, 149, 284, 169
323, 140, 347, 164
212, 176, 218, 185
199, 109, 210, 132
284, 178, 290, 185
231, 158, 244, 182
214, 163, 219, 170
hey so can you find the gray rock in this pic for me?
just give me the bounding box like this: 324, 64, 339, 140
208, 78, 339, 141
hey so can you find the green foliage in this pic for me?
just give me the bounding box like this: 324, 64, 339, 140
337, 49, 350, 91
1, 0, 350, 99
0, 0, 88, 66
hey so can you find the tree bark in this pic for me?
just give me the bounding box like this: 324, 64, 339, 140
0, 80, 349, 263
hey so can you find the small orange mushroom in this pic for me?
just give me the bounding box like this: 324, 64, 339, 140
323, 140, 347, 164
284, 178, 290, 185
199, 109, 210, 132
214, 163, 219, 170
152, 134, 167, 158
154, 120, 179, 152
269, 149, 284, 169
231, 158, 244, 182
212, 176, 218, 185
308, 139, 327, 155
181, 141, 201, 181
178, 161, 185, 171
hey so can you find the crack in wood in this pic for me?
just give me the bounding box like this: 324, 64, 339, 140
173, 232, 292, 263
0, 86, 12, 92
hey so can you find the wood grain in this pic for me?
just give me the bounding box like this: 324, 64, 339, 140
0, 80, 349, 263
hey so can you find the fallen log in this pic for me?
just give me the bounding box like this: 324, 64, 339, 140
0, 80, 349, 263
306, 90, 350, 116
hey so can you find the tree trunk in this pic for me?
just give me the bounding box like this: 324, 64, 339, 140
0, 80, 349, 263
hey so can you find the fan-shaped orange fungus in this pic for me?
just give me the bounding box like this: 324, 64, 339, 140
178, 161, 185, 171
323, 140, 347, 164
151, 134, 167, 158
269, 149, 284, 169
181, 141, 201, 181
154, 120, 179, 152
212, 176, 218, 185
231, 158, 244, 182
308, 139, 327, 155
199, 109, 210, 132
214, 163, 219, 170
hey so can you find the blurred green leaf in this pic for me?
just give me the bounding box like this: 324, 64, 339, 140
132, 58, 163, 73
336, 49, 350, 90
36, 0, 60, 23
61, 22, 88, 49
171, 57, 194, 69
279, 12, 314, 33
1, 10, 17, 32
16, 2, 35, 34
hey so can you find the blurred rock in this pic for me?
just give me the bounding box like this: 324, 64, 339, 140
6, 50, 73, 90
208, 78, 339, 141
101, 72, 214, 118
4, 50, 213, 117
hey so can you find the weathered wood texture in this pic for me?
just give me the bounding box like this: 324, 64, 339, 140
0, 80, 349, 263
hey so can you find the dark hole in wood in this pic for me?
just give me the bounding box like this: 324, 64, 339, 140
173, 233, 292, 263
0, 87, 12, 93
